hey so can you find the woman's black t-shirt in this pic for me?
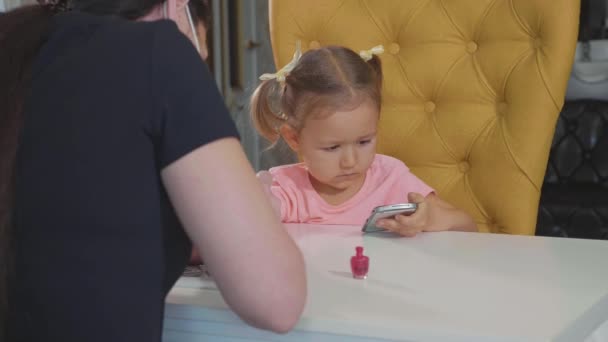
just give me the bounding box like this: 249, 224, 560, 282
12, 11, 238, 341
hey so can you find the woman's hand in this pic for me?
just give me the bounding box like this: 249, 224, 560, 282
376, 192, 477, 237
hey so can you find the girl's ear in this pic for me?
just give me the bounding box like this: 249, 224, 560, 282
280, 124, 300, 152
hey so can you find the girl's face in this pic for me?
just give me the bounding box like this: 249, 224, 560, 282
282, 100, 379, 196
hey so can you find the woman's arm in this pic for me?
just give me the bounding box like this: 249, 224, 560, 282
162, 137, 306, 333
256, 170, 283, 218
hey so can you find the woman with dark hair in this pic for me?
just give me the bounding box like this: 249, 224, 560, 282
0, 1, 306, 341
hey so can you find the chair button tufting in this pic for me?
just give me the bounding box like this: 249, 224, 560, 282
466, 41, 478, 53
309, 40, 321, 49
424, 101, 436, 113
458, 161, 470, 173
389, 43, 401, 54
497, 102, 508, 115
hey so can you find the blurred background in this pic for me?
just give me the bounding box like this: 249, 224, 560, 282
1, 0, 607, 240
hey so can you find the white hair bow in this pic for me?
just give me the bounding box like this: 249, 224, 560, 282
359, 45, 384, 61
259, 41, 302, 84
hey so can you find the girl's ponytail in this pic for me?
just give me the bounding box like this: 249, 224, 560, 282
250, 80, 287, 144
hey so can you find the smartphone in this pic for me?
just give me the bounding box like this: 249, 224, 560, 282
361, 203, 418, 233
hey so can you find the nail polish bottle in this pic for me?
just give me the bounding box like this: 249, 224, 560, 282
350, 246, 369, 279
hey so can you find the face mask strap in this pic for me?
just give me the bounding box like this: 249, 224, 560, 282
185, 4, 201, 53
140, 1, 200, 54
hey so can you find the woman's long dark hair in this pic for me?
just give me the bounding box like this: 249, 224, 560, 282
0, 0, 164, 338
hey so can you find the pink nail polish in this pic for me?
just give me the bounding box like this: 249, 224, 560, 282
350, 246, 369, 279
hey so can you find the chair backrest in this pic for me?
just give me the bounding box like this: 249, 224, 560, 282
268, 0, 579, 234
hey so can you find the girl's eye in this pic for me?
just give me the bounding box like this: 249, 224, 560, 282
322, 145, 340, 151
359, 139, 372, 145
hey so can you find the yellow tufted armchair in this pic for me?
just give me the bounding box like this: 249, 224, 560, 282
268, 0, 580, 235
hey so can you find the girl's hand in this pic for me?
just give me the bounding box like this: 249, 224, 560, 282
376, 192, 476, 237
375, 192, 429, 237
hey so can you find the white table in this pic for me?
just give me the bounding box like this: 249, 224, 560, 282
164, 224, 608, 341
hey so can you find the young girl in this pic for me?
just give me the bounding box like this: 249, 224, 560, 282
251, 43, 476, 237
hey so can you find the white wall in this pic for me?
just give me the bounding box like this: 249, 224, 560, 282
0, 0, 5, 12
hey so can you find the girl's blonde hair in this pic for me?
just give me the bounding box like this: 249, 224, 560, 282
251, 45, 383, 144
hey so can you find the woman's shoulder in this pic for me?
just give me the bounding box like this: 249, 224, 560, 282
51, 12, 189, 56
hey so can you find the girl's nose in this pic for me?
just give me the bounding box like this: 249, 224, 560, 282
340, 147, 357, 169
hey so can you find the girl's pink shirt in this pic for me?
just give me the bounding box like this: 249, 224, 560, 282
269, 154, 434, 225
